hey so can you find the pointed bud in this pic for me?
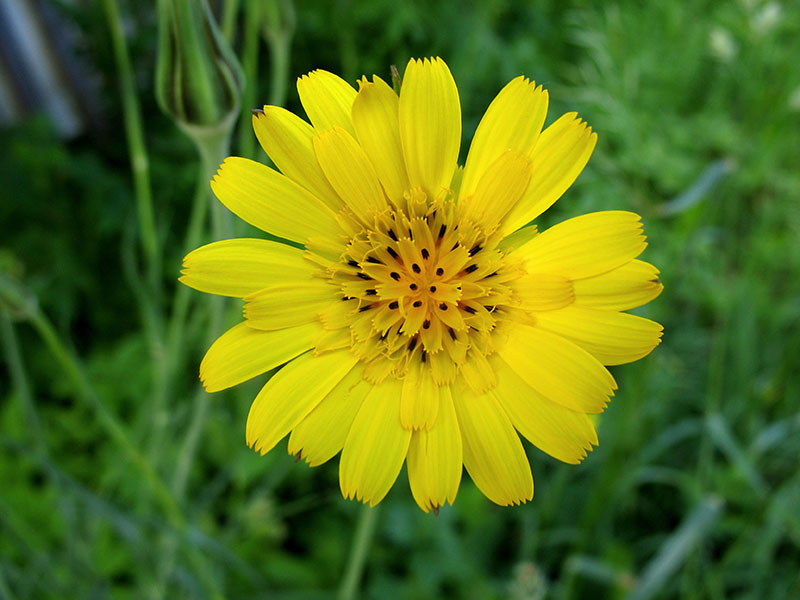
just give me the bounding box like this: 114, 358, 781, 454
155, 0, 243, 133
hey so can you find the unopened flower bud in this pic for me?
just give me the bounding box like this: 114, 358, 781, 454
155, 0, 243, 133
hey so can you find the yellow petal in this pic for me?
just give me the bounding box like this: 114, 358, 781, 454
501, 113, 597, 235
452, 381, 533, 506
340, 379, 411, 506
243, 281, 336, 330
460, 76, 548, 199
515, 211, 647, 280
491, 356, 597, 464
399, 57, 461, 197
460, 150, 532, 231
534, 305, 663, 366
210, 157, 341, 244
288, 364, 371, 466
246, 349, 359, 454
352, 75, 409, 204
296, 69, 357, 136
252, 107, 343, 211
513, 273, 574, 311
459, 349, 497, 395
407, 386, 462, 512
573, 259, 663, 311
400, 360, 439, 430
180, 238, 316, 298
497, 323, 616, 414
312, 126, 387, 218
200, 321, 320, 393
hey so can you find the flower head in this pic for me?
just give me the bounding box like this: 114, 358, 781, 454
180, 57, 663, 512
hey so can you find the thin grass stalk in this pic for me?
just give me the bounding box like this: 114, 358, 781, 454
338, 505, 381, 600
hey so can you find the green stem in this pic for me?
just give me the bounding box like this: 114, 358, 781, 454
237, 0, 263, 160
338, 504, 380, 600
0, 312, 45, 456
263, 0, 295, 109
101, 0, 160, 290
220, 0, 241, 45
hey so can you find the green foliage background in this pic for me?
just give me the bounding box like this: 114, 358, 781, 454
1, 0, 799, 598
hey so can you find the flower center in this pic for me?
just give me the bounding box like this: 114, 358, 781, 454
325, 193, 524, 386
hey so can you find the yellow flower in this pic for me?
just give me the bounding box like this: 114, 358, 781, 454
180, 57, 663, 512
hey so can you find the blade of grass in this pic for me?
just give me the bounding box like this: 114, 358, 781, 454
628, 496, 724, 600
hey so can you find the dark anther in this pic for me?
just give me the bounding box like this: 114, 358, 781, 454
390, 271, 401, 281
469, 244, 482, 256
449, 327, 457, 340
451, 242, 459, 251
421, 248, 430, 259
438, 224, 447, 238
464, 306, 477, 314
422, 320, 431, 329
341, 296, 353, 301
348, 259, 358, 267
357, 272, 372, 280
408, 338, 417, 352
387, 246, 399, 259
388, 301, 399, 309
365, 289, 377, 296
413, 300, 422, 308
465, 264, 478, 274
429, 285, 437, 292
439, 302, 448, 311
359, 304, 372, 312
412, 263, 421, 274
388, 228, 398, 241
486, 305, 496, 312
421, 350, 427, 363
485, 271, 497, 278
436, 267, 444, 276
410, 283, 418, 290
366, 256, 382, 264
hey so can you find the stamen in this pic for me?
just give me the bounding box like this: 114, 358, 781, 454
438, 224, 446, 238
469, 244, 482, 256
408, 338, 417, 352
390, 272, 401, 281
413, 300, 422, 308
464, 264, 478, 274
387, 247, 399, 259
448, 327, 457, 340
464, 306, 477, 314
388, 229, 398, 241
439, 302, 448, 311
388, 301, 399, 309
429, 285, 437, 292
421, 248, 430, 259
436, 267, 444, 276
357, 272, 372, 280
348, 259, 358, 267
410, 283, 418, 290
359, 305, 372, 312
412, 263, 421, 274
422, 320, 431, 329
366, 256, 382, 264
365, 289, 377, 295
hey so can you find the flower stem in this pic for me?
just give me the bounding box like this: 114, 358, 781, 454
338, 504, 380, 600
237, 0, 263, 160
101, 0, 160, 289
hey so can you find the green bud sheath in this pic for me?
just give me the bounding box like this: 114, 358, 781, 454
155, 0, 243, 130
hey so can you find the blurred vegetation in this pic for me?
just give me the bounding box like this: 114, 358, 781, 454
1, 0, 799, 598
